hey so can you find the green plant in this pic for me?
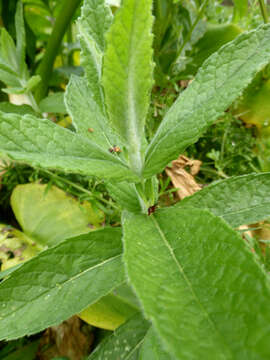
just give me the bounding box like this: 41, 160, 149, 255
1, 0, 270, 358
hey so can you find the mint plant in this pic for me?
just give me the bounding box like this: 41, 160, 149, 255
1, 0, 270, 358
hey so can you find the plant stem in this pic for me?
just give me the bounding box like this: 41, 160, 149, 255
170, 0, 208, 73
258, 0, 269, 23
40, 169, 119, 210
35, 0, 81, 102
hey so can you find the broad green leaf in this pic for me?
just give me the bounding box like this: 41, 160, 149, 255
177, 173, 270, 228
11, 183, 104, 247
139, 327, 174, 360
106, 181, 142, 213
88, 313, 150, 360
40, 92, 66, 113
103, 0, 154, 174
79, 292, 138, 330
0, 112, 138, 182
0, 227, 125, 340
78, 0, 112, 109
123, 208, 270, 359
65, 75, 120, 148
144, 24, 270, 178
0, 224, 41, 271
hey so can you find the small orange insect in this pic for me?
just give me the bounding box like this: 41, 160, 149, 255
109, 145, 122, 154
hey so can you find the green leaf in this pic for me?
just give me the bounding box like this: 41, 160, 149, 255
11, 183, 104, 247
103, 0, 154, 174
177, 173, 270, 228
65, 75, 120, 148
139, 327, 174, 360
78, 0, 112, 109
144, 24, 270, 178
40, 92, 66, 113
78, 292, 138, 330
0, 227, 125, 340
123, 208, 270, 359
0, 112, 138, 182
106, 181, 142, 213
88, 313, 150, 360
0, 102, 36, 116
25, 75, 41, 92
0, 29, 18, 74
15, 1, 27, 77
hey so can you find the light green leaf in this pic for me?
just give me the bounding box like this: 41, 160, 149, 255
0, 112, 138, 182
25, 75, 41, 92
79, 292, 138, 330
177, 173, 270, 228
11, 183, 104, 247
139, 327, 174, 360
123, 208, 270, 359
2, 87, 25, 95
0, 227, 125, 340
0, 29, 18, 74
103, 0, 154, 174
144, 24, 270, 178
65, 75, 120, 148
0, 64, 21, 87
88, 313, 150, 360
40, 92, 66, 113
78, 0, 112, 109
106, 181, 142, 213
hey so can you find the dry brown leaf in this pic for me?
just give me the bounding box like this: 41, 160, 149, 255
166, 155, 202, 200
37, 316, 93, 360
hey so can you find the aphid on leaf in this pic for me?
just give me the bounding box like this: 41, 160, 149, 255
109, 145, 122, 154
88, 128, 94, 133
148, 204, 158, 216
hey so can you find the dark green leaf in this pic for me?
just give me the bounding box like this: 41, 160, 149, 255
0, 227, 125, 340
123, 208, 270, 359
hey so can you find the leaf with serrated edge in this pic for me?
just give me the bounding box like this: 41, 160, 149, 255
0, 228, 125, 340
123, 208, 270, 359
144, 24, 270, 177
103, 0, 154, 174
0, 112, 138, 182
88, 313, 150, 360
65, 75, 120, 148
177, 173, 270, 228
78, 0, 112, 109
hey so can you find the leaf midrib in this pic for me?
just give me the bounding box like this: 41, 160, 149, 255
0, 254, 122, 320
151, 214, 232, 356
